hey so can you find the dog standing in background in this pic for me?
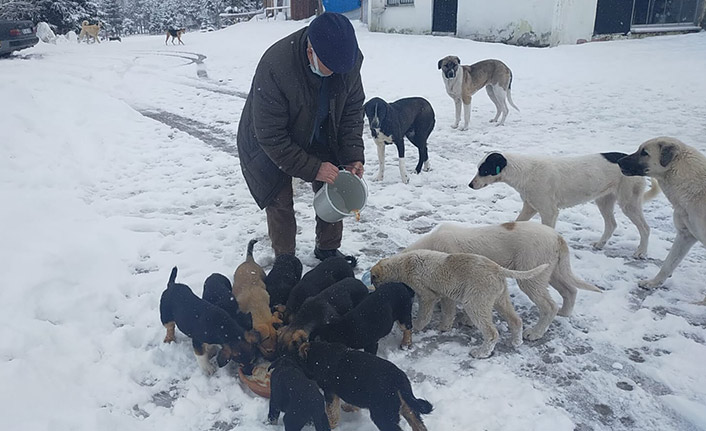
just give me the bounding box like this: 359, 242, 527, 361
618, 137, 706, 289
166, 28, 186, 45
438, 56, 518, 130
364, 97, 435, 184
78, 20, 101, 43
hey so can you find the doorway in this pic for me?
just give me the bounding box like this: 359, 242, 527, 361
432, 0, 458, 34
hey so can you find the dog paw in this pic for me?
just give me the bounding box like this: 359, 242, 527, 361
638, 278, 662, 289
592, 240, 606, 250
470, 346, 493, 359
163, 335, 175, 343
401, 175, 410, 184
511, 336, 524, 348
523, 327, 546, 341
557, 306, 573, 317
451, 123, 459, 129
633, 250, 648, 260
489, 118, 496, 123
373, 174, 383, 182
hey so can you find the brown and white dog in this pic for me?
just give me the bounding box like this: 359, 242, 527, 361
166, 28, 186, 45
78, 20, 101, 44
618, 137, 706, 289
233, 239, 282, 359
438, 56, 518, 130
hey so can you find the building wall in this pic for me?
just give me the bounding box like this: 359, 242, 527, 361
368, 0, 433, 34
368, 0, 598, 46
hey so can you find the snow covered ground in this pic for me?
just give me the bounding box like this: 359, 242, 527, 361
1, 19, 706, 431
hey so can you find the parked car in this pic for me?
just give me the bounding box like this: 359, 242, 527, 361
0, 19, 39, 57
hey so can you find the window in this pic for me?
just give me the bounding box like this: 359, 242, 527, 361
387, 0, 414, 6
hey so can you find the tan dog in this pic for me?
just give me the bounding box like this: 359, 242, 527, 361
438, 56, 518, 130
405, 222, 601, 341
371, 249, 548, 358
166, 28, 186, 45
233, 239, 281, 359
79, 20, 101, 43
618, 137, 706, 289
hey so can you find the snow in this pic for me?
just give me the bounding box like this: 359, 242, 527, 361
1, 18, 706, 431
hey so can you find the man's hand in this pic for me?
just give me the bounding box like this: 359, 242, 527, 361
316, 162, 339, 184
345, 161, 364, 178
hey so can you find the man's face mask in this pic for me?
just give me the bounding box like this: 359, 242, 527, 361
309, 49, 332, 77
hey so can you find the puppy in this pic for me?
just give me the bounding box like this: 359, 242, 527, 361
202, 272, 253, 330
470, 151, 660, 258
268, 356, 330, 431
405, 222, 601, 340
284, 256, 354, 323
160, 267, 257, 374
364, 97, 435, 183
233, 239, 281, 360
279, 277, 369, 350
371, 250, 548, 358
166, 28, 186, 45
618, 137, 706, 288
265, 254, 303, 313
78, 20, 101, 44
312, 282, 415, 354
438, 56, 518, 130
299, 341, 432, 431
108, 35, 121, 42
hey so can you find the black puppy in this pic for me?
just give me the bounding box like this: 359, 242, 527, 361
202, 272, 253, 330
268, 356, 330, 431
284, 256, 354, 323
311, 282, 414, 355
299, 342, 433, 431
108, 35, 121, 42
265, 254, 303, 313
160, 267, 258, 374
364, 96, 435, 184
279, 277, 369, 350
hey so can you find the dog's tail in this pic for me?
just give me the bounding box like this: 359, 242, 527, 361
245, 239, 258, 263
168, 266, 178, 286
507, 72, 520, 112
498, 263, 549, 280
553, 237, 602, 293
398, 388, 432, 430
643, 178, 661, 202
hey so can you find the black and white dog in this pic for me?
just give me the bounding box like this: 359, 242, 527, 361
363, 97, 435, 184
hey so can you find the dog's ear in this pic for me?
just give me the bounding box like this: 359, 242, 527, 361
454, 56, 461, 64
298, 342, 311, 360
437, 59, 443, 70
659, 144, 676, 167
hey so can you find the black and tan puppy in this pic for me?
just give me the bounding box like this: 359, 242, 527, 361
284, 256, 354, 323
311, 282, 414, 355
279, 277, 369, 350
265, 254, 303, 313
160, 267, 258, 375
202, 272, 253, 330
364, 97, 435, 184
299, 342, 433, 431
268, 356, 330, 431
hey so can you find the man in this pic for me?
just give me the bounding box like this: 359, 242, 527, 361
237, 12, 365, 267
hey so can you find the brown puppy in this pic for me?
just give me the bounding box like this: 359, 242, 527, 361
166, 28, 186, 45
233, 239, 281, 359
79, 20, 101, 43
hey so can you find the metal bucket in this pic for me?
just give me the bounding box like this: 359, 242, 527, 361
313, 170, 368, 223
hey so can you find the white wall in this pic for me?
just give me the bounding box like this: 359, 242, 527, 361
368, 0, 598, 47
368, 0, 433, 34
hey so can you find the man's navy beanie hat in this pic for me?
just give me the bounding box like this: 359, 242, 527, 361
308, 12, 359, 74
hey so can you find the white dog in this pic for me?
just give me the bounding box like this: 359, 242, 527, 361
618, 137, 706, 289
370, 249, 548, 358
405, 222, 601, 340
469, 151, 660, 258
